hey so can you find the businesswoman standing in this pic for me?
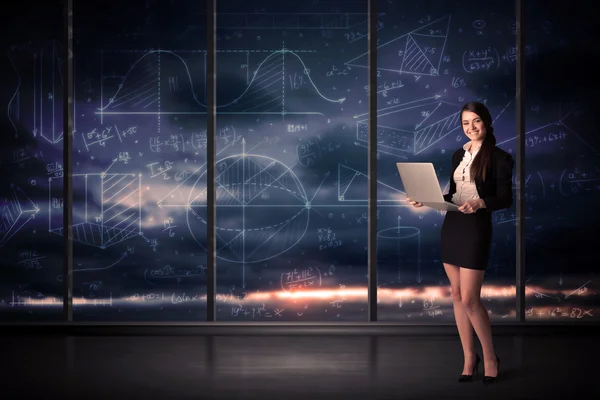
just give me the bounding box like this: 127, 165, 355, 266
408, 101, 514, 384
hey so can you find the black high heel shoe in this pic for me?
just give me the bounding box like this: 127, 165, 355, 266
458, 353, 480, 382
482, 354, 500, 385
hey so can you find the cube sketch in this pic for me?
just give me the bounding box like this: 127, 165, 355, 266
356, 98, 461, 155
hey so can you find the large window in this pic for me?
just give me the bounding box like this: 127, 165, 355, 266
72, 0, 208, 320
376, 0, 517, 322
0, 1, 64, 321
2, 0, 597, 323
215, 0, 369, 321
524, 0, 599, 321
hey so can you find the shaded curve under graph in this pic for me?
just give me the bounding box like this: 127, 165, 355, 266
97, 48, 345, 116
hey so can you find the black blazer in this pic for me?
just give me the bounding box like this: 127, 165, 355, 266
443, 146, 514, 211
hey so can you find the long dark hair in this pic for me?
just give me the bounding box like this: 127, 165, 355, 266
461, 101, 496, 182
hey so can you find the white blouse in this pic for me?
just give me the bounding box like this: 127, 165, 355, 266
451, 142, 481, 206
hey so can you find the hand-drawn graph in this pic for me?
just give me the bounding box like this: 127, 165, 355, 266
338, 164, 407, 202
188, 152, 310, 264
354, 96, 461, 155
0, 184, 40, 248
49, 173, 142, 249
345, 15, 451, 76
159, 140, 310, 264
96, 49, 204, 119
95, 47, 345, 120
215, 48, 345, 115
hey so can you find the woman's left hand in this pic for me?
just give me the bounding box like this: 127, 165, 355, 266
458, 199, 485, 214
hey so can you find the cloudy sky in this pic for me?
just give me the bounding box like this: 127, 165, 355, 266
1, 0, 598, 321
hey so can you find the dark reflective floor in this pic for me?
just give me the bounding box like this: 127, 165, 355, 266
2, 330, 598, 399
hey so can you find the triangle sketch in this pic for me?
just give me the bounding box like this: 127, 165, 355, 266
345, 15, 451, 76
338, 164, 406, 202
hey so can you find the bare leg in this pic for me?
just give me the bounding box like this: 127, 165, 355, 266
459, 267, 498, 377
443, 263, 477, 375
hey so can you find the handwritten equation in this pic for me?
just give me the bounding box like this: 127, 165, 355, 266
462, 47, 500, 73
317, 227, 342, 250
526, 130, 567, 148
281, 267, 322, 292
526, 307, 594, 319
560, 166, 600, 196
149, 126, 239, 153
17, 250, 45, 270
144, 264, 206, 284
82, 125, 137, 150
296, 137, 342, 167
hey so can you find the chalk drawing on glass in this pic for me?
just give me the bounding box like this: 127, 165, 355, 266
345, 15, 451, 76
338, 164, 406, 202
378, 222, 422, 283
0, 185, 40, 248
496, 98, 599, 155
5, 40, 63, 143
95, 47, 344, 120
188, 160, 309, 263
354, 96, 461, 155
49, 173, 142, 249
38, 40, 64, 144
158, 140, 309, 265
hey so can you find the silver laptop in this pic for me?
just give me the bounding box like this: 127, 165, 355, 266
396, 162, 460, 212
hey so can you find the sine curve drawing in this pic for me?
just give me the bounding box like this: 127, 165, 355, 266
97, 49, 204, 113
220, 49, 346, 108
96, 48, 345, 117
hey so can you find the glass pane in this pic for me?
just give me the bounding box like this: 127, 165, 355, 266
377, 0, 517, 322
215, 0, 368, 321
0, 1, 64, 321
73, 0, 207, 320
524, 0, 599, 321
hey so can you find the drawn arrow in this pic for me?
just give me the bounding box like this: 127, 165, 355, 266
564, 280, 591, 300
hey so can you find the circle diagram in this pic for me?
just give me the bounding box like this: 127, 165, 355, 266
186, 153, 310, 263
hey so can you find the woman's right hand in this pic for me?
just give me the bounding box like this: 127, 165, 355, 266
406, 197, 423, 208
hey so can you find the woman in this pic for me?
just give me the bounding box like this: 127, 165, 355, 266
408, 101, 514, 384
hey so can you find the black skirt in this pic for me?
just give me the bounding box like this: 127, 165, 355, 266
440, 209, 492, 270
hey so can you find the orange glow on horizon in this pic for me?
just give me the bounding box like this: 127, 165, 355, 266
4, 283, 594, 308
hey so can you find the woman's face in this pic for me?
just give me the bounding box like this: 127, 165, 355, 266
461, 110, 487, 143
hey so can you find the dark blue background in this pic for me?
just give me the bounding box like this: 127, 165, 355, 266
0, 0, 597, 322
